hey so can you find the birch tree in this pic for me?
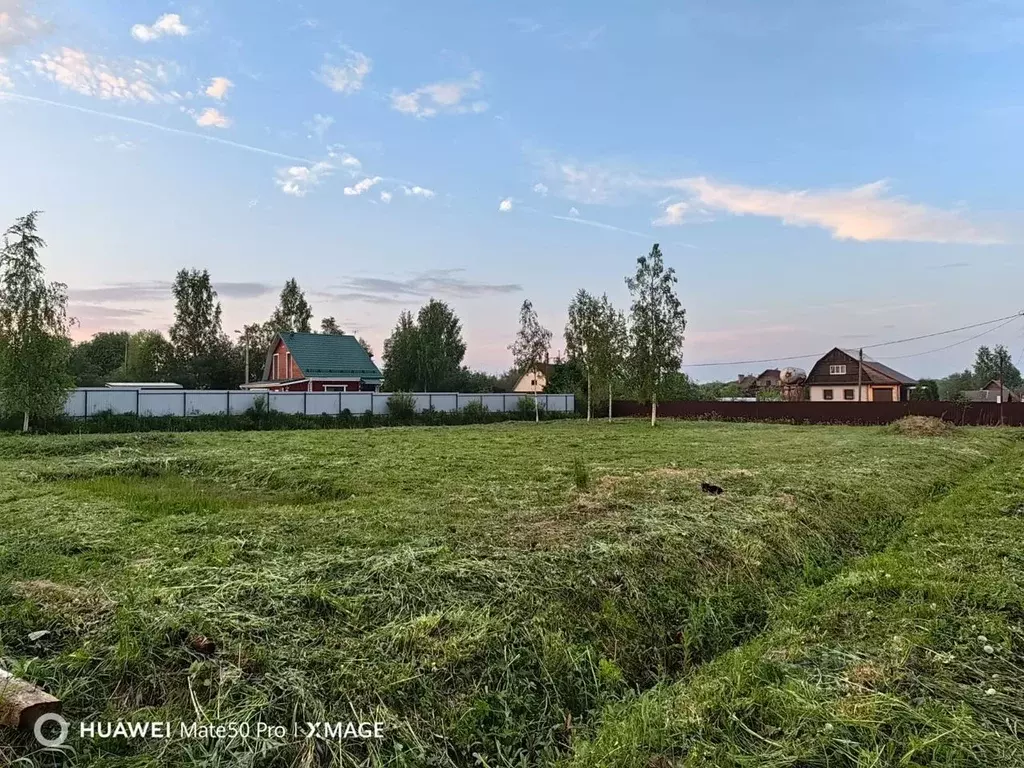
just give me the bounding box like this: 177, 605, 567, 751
593, 294, 628, 421
509, 299, 551, 422
0, 212, 73, 432
625, 244, 686, 426
565, 289, 601, 420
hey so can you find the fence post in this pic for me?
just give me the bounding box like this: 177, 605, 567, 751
226, 390, 231, 416
303, 391, 307, 416
182, 392, 187, 417
84, 389, 89, 419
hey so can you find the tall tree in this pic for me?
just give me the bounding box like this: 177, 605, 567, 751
270, 278, 313, 333
69, 331, 130, 386
0, 212, 73, 431
625, 244, 687, 426
235, 322, 271, 383
381, 301, 465, 391
415, 299, 466, 391
169, 269, 224, 388
382, 310, 419, 391
509, 299, 552, 422
565, 289, 601, 420
124, 330, 175, 382
973, 345, 1022, 390
591, 294, 628, 421
320, 316, 344, 335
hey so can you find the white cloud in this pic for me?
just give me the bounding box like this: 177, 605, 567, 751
654, 200, 692, 226
195, 107, 231, 128
0, 1, 51, 54
318, 49, 371, 94
344, 176, 382, 196
306, 113, 333, 140
499, 198, 513, 212
390, 71, 486, 118
0, 57, 11, 89
276, 161, 332, 197
380, 191, 392, 204
533, 183, 548, 196
131, 13, 189, 43
30, 48, 175, 103
402, 185, 436, 199
657, 177, 1001, 244
205, 76, 232, 100
94, 133, 136, 151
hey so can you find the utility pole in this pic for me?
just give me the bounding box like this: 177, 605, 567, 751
999, 355, 1005, 426
858, 348, 864, 402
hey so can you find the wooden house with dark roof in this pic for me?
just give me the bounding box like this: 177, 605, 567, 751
240, 332, 382, 392
805, 348, 916, 402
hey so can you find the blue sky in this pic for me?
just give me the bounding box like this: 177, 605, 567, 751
1, 0, 1022, 378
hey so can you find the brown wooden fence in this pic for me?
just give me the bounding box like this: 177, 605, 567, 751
612, 400, 1024, 426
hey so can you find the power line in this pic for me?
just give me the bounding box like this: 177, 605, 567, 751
682, 310, 1024, 369
873, 317, 1021, 361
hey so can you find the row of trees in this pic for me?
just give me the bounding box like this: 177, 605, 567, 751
71, 273, 377, 390
505, 244, 686, 424
377, 244, 688, 425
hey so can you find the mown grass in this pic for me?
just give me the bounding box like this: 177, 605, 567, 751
0, 421, 1016, 767
566, 438, 1024, 768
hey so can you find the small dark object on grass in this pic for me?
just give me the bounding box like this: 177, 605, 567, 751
701, 482, 724, 495
189, 635, 216, 655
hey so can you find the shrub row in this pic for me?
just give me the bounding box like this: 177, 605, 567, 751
1, 395, 572, 435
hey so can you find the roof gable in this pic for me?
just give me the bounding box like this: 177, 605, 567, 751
807, 348, 916, 386
263, 332, 381, 380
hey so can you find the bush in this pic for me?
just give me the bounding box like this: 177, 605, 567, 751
387, 392, 417, 423
516, 396, 543, 420
462, 400, 489, 421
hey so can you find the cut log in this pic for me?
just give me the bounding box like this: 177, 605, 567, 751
0, 669, 61, 730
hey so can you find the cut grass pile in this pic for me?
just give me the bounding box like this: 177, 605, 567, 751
890, 415, 958, 437
0, 421, 1016, 767
566, 440, 1024, 767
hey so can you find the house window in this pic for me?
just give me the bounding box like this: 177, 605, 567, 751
823, 389, 834, 400
285, 352, 292, 377
829, 364, 847, 375
272, 353, 279, 379
531, 379, 537, 386
843, 389, 855, 400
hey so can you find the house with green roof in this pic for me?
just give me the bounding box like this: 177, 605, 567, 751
240, 332, 383, 392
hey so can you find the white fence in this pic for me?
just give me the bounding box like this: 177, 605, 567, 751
63, 389, 576, 418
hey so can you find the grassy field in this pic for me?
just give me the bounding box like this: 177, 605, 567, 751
0, 420, 1019, 767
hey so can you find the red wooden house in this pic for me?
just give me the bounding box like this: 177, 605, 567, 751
240, 332, 382, 392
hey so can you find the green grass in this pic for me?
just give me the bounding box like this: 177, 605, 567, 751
565, 440, 1024, 768
0, 420, 1018, 767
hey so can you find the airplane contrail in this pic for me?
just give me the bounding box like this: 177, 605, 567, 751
1, 92, 313, 164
